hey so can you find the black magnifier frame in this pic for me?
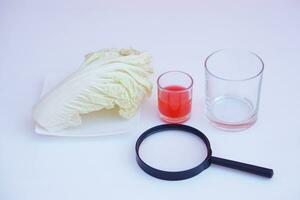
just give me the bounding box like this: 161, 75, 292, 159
135, 124, 274, 181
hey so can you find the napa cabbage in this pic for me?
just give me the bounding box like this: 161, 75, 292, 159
33, 48, 153, 132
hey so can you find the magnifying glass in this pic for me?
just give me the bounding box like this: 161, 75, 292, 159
135, 124, 274, 181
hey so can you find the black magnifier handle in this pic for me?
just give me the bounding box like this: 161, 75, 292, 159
211, 156, 274, 178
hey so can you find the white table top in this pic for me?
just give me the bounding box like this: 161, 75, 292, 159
1, 0, 300, 199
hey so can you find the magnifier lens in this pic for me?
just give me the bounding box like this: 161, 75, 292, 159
139, 130, 208, 172
136, 124, 273, 180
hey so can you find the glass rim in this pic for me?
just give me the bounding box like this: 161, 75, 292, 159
204, 49, 264, 81
157, 70, 194, 92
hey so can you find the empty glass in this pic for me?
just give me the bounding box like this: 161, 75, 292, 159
205, 49, 264, 131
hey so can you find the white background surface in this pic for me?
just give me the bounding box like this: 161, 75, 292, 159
1, 0, 300, 199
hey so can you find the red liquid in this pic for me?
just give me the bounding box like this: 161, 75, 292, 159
158, 85, 192, 122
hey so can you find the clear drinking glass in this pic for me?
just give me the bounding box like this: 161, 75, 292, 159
205, 49, 264, 131
157, 71, 193, 123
